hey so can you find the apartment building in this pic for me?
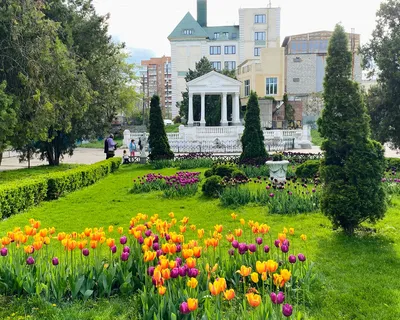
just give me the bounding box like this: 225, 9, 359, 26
168, 0, 281, 117
140, 56, 172, 118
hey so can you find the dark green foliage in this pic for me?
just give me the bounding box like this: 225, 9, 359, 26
239, 92, 268, 165
204, 169, 214, 178
214, 164, 235, 178
361, 0, 400, 148
148, 95, 174, 161
296, 160, 320, 178
386, 158, 400, 170
231, 169, 247, 181
239, 165, 270, 178
202, 175, 223, 198
220, 186, 251, 207
0, 158, 121, 217
318, 24, 387, 234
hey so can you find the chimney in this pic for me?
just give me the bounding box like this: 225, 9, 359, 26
197, 0, 207, 27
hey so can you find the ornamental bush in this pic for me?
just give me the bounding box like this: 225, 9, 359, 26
148, 95, 174, 161
202, 175, 223, 198
318, 24, 386, 234
295, 160, 320, 178
239, 92, 268, 165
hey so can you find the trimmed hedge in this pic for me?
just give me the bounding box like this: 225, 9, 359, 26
295, 160, 320, 178
0, 157, 121, 218
386, 158, 400, 170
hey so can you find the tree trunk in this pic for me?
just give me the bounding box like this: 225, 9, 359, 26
0, 152, 2, 166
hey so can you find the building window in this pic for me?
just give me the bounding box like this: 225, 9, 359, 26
183, 29, 193, 35
222, 32, 229, 39
212, 61, 221, 71
224, 61, 236, 71
266, 77, 278, 95
224, 45, 236, 54
255, 32, 266, 41
293, 78, 300, 82
214, 32, 220, 39
254, 47, 261, 56
210, 46, 221, 55
232, 33, 237, 39
254, 14, 266, 24
293, 57, 302, 63
244, 80, 250, 96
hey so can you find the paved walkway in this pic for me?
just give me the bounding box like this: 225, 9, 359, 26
0, 145, 399, 171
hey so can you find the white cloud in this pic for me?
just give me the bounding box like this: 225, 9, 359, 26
93, 0, 382, 57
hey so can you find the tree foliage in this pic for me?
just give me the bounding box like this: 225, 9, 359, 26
361, 0, 400, 148
0, 0, 139, 165
318, 24, 386, 234
148, 95, 174, 161
239, 92, 268, 165
179, 57, 236, 125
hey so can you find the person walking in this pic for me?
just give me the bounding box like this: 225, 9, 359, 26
129, 139, 137, 157
138, 138, 143, 152
104, 134, 117, 159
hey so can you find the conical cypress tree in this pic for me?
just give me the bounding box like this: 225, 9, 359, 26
239, 92, 268, 165
318, 24, 386, 234
148, 95, 174, 160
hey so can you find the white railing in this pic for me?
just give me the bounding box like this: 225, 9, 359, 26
167, 133, 180, 140
196, 127, 236, 135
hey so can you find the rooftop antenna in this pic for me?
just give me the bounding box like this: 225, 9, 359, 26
268, 0, 272, 8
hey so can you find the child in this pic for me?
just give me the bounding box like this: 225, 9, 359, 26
122, 150, 130, 164
129, 139, 137, 157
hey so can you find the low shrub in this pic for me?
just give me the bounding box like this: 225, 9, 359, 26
204, 169, 214, 178
214, 164, 235, 178
220, 186, 251, 207
386, 157, 400, 171
295, 160, 320, 178
231, 169, 247, 181
150, 160, 174, 170
202, 175, 223, 198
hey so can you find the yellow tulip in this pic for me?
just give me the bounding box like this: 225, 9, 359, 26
187, 277, 198, 289
246, 293, 261, 307
237, 265, 252, 277
224, 289, 235, 300
251, 272, 259, 283
187, 298, 198, 311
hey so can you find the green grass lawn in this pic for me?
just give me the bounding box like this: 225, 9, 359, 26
164, 124, 180, 133
78, 139, 123, 149
0, 164, 82, 184
311, 129, 323, 147
0, 165, 400, 319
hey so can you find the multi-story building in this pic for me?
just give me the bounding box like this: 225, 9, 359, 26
140, 56, 172, 118
282, 31, 362, 96
168, 0, 281, 117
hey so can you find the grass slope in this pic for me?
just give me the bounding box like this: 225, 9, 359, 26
0, 165, 399, 319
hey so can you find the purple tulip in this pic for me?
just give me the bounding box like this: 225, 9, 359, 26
298, 253, 306, 262
270, 292, 277, 304
228, 248, 235, 256
156, 249, 163, 257
171, 267, 179, 278
266, 185, 271, 190
120, 236, 127, 245
165, 234, 171, 241
312, 188, 316, 193
188, 268, 199, 278
232, 240, 239, 249
82, 248, 90, 256
249, 244, 257, 253
288, 191, 293, 196
111, 245, 117, 254
26, 256, 35, 265
282, 239, 290, 246
264, 245, 270, 253
179, 302, 190, 314
238, 243, 248, 252
282, 304, 293, 317
255, 237, 262, 245
153, 235, 159, 243
123, 246, 130, 254
274, 240, 281, 248
269, 193, 275, 198
145, 230, 152, 237
289, 255, 296, 264
175, 257, 182, 266
281, 245, 289, 253
277, 291, 285, 304
0, 248, 8, 257
176, 244, 182, 253
52, 257, 59, 266
152, 243, 160, 251
121, 252, 129, 261
178, 266, 187, 277
138, 237, 144, 245
147, 266, 155, 276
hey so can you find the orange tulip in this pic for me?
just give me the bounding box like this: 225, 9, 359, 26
33, 241, 43, 251
187, 298, 198, 311
24, 245, 34, 254
283, 227, 288, 234
158, 286, 167, 295
1, 237, 11, 246
24, 226, 34, 236
197, 229, 205, 239
234, 229, 243, 237
300, 234, 307, 241
169, 260, 177, 269
144, 251, 157, 262
280, 269, 291, 282
182, 249, 193, 259
90, 240, 98, 249
84, 228, 92, 237
187, 277, 198, 289
226, 234, 235, 243
168, 212, 174, 218
144, 237, 153, 248
209, 278, 226, 295
106, 238, 115, 248
117, 227, 123, 234
261, 272, 267, 281
256, 261, 267, 274
289, 228, 295, 235
190, 224, 196, 231
49, 227, 56, 235
68, 240, 77, 251
78, 240, 87, 250
161, 268, 170, 280
240, 218, 245, 225
32, 220, 41, 229
186, 257, 196, 269
231, 212, 237, 220
278, 233, 286, 243
180, 217, 189, 225
266, 260, 278, 273
39, 229, 47, 237
224, 289, 235, 300
179, 225, 187, 233
193, 246, 201, 258
246, 293, 261, 308
160, 258, 169, 269
108, 226, 114, 233
214, 224, 223, 233
237, 265, 252, 277
153, 268, 163, 285
273, 273, 284, 287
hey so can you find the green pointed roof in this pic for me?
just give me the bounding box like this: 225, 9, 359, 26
168, 12, 208, 40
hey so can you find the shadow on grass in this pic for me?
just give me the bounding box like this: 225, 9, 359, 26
312, 231, 400, 319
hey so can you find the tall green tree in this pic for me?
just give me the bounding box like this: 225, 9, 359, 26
179, 57, 236, 125
239, 92, 268, 165
148, 95, 174, 161
318, 24, 386, 234
0, 82, 17, 165
361, 0, 400, 148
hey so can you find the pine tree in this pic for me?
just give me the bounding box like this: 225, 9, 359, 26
148, 95, 174, 161
318, 24, 386, 234
239, 92, 268, 165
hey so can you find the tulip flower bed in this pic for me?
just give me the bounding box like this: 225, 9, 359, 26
131, 172, 201, 198
220, 176, 321, 213
0, 215, 313, 319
